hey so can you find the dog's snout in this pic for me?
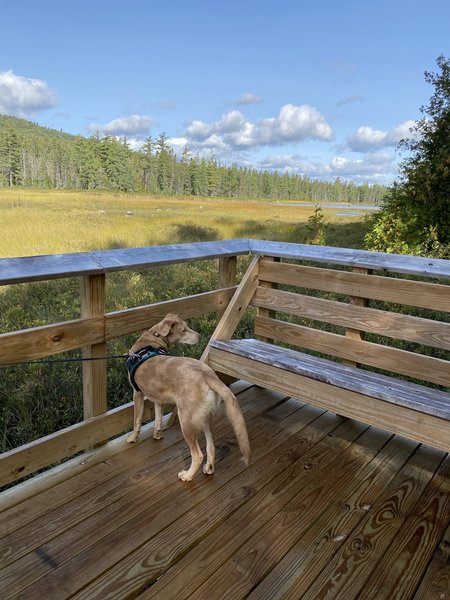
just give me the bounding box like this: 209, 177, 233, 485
184, 329, 201, 344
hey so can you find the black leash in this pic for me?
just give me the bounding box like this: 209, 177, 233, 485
3, 354, 129, 368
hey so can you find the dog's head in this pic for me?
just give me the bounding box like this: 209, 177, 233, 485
149, 314, 200, 346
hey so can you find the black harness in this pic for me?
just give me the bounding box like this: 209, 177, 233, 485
127, 345, 168, 392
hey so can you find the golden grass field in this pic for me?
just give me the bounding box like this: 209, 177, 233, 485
0, 188, 373, 258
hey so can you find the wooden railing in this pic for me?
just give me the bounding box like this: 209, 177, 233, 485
1, 239, 449, 488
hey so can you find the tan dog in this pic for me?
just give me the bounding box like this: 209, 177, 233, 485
126, 314, 250, 481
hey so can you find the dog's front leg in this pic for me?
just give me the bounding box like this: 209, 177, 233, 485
127, 390, 145, 443
153, 401, 164, 440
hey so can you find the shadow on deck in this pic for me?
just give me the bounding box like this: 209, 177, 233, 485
1, 382, 449, 600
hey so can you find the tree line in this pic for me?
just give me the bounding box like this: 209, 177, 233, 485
0, 115, 386, 204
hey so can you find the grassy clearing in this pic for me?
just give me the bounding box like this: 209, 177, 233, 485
0, 188, 372, 257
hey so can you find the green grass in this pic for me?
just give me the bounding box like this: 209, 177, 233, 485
0, 189, 372, 257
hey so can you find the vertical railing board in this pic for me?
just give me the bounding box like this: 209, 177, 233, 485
81, 274, 107, 419
257, 256, 280, 343
218, 256, 237, 290
343, 267, 370, 368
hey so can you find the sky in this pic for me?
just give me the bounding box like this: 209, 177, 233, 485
1, 0, 449, 186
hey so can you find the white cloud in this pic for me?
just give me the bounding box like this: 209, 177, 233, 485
235, 92, 262, 105
179, 104, 333, 153
336, 95, 365, 107
86, 114, 156, 138
0, 70, 56, 117
257, 151, 395, 184
347, 120, 416, 152
103, 115, 156, 136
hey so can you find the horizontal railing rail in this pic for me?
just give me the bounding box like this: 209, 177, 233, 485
1, 239, 449, 488
0, 239, 251, 285
2, 239, 450, 286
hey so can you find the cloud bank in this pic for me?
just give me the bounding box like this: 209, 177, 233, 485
259, 151, 394, 183
347, 120, 416, 151
174, 104, 333, 154
86, 114, 156, 139
0, 70, 57, 117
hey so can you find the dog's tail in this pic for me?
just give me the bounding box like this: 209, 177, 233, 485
206, 374, 250, 466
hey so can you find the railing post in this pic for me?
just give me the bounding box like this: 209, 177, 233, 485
218, 255, 237, 319
343, 267, 370, 367
80, 274, 107, 419
218, 256, 237, 288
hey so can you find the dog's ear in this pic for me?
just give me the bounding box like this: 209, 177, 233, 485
158, 314, 178, 337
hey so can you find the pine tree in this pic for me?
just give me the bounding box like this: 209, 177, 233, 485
366, 55, 450, 256
0, 127, 22, 186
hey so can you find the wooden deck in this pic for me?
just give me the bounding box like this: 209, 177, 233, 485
1, 383, 449, 600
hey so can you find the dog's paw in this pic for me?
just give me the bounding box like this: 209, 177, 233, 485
153, 429, 163, 440
203, 463, 215, 475
178, 470, 193, 482
127, 431, 139, 443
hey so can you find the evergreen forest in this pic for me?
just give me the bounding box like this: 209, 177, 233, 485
0, 114, 386, 204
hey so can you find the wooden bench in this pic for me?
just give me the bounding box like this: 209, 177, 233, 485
203, 251, 450, 453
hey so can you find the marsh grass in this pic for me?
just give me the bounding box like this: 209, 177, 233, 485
0, 189, 369, 257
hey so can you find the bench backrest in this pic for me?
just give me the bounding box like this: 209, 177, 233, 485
249, 259, 450, 389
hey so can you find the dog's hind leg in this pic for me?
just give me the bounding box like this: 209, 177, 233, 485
178, 417, 203, 482
127, 390, 145, 443
203, 414, 215, 475
153, 401, 164, 440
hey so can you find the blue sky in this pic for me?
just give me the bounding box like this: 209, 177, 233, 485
1, 0, 449, 185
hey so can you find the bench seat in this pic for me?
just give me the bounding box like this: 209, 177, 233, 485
204, 255, 450, 454
210, 339, 450, 446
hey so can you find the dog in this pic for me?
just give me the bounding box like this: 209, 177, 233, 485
126, 314, 250, 481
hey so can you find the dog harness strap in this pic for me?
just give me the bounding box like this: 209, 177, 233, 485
127, 346, 168, 392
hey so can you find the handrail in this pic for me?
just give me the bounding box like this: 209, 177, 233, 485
249, 240, 450, 279
0, 239, 251, 285
1, 239, 450, 285
1, 238, 449, 489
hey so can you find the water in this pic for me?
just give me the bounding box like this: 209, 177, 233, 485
276, 202, 380, 211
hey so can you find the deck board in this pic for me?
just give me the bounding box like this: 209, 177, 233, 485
0, 384, 449, 600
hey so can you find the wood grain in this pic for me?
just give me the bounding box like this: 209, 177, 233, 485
250, 240, 450, 280
413, 520, 450, 600
0, 401, 153, 487
0, 316, 104, 366
2, 239, 450, 285
80, 274, 107, 419
105, 287, 236, 340
251, 287, 450, 350
255, 316, 450, 387
207, 347, 450, 452
0, 384, 449, 600
299, 444, 444, 600
8, 394, 319, 599
362, 455, 450, 600
245, 435, 420, 600
200, 256, 260, 362
0, 239, 251, 285
210, 340, 450, 418
259, 260, 450, 312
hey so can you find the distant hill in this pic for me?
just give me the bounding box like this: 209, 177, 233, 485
0, 114, 74, 140
0, 113, 387, 203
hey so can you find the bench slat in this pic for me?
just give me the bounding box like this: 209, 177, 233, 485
252, 287, 450, 351
210, 339, 450, 420
255, 316, 450, 388
259, 261, 450, 312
